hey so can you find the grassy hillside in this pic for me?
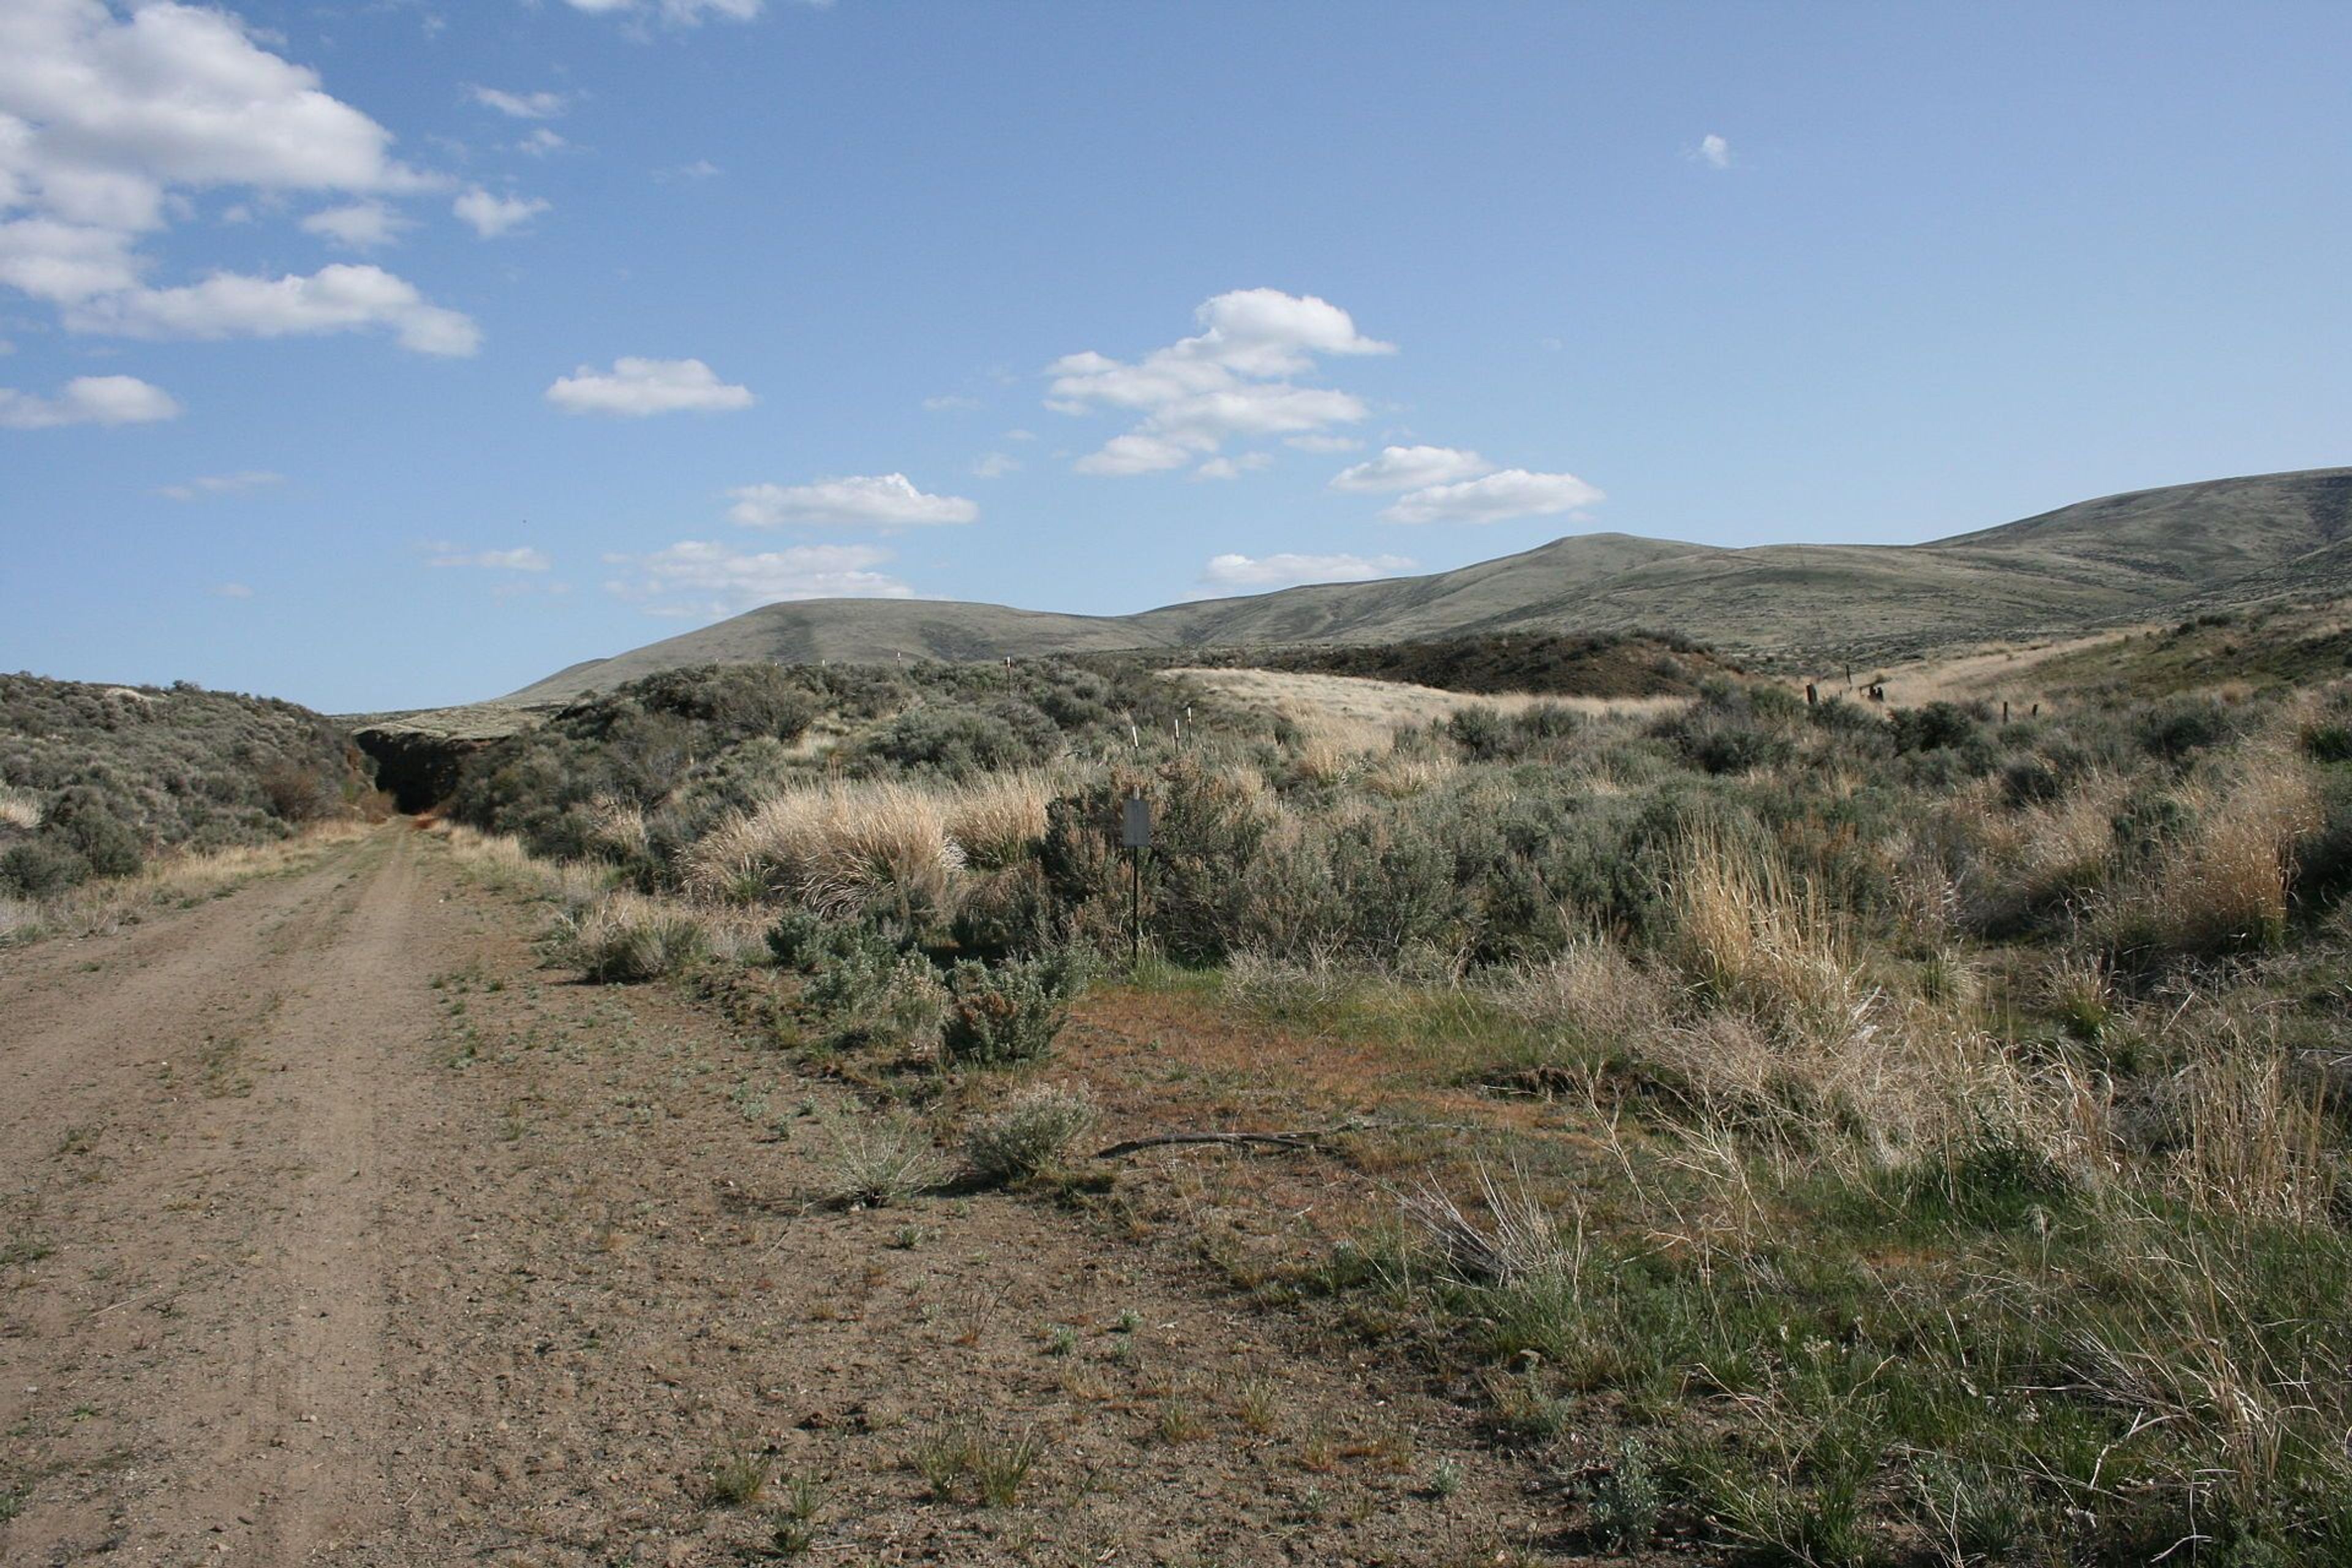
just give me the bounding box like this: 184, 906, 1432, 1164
498, 467, 2352, 704
0, 673, 377, 903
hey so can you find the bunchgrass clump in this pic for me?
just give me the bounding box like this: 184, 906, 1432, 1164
909, 1423, 1042, 1507
561, 891, 708, 982
815, 1110, 948, 1207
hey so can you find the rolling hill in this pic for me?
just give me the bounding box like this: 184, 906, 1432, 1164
500, 467, 2352, 704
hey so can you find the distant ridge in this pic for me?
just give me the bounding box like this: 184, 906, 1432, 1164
500, 467, 2352, 704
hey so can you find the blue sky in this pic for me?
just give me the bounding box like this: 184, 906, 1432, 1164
3, 0, 2348, 712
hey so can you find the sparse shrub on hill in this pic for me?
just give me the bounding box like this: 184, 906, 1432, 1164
856, 699, 1062, 781
0, 673, 372, 900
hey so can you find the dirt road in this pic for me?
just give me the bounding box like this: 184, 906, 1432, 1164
0, 829, 1548, 1566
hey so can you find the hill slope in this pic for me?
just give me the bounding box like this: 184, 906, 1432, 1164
502, 466, 2352, 703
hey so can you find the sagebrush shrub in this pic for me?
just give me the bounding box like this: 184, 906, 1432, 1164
940, 949, 1087, 1065
965, 1081, 1098, 1183
798, 946, 946, 1055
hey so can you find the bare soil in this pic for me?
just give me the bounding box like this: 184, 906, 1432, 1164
0, 829, 1569, 1566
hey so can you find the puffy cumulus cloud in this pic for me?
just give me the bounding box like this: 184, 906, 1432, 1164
727, 473, 976, 529
156, 469, 284, 500
606, 540, 909, 620
1200, 552, 1417, 589
546, 356, 753, 417
427, 544, 552, 571
453, 186, 548, 238
1329, 444, 1494, 492
0, 372, 179, 429
0, 1, 473, 353
470, 86, 567, 120
300, 200, 409, 251
1381, 469, 1605, 526
66, 263, 480, 355
1697, 133, 1732, 169
971, 452, 1020, 478
1049, 288, 1390, 475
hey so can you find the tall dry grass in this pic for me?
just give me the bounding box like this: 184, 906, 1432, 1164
684, 772, 1057, 917
2166, 1018, 2337, 1223
684, 780, 967, 919
2124, 753, 2321, 959
0, 783, 42, 831
941, 771, 1052, 869
1671, 820, 1860, 1029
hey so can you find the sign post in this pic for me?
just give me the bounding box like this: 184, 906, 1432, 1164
1121, 795, 1152, 965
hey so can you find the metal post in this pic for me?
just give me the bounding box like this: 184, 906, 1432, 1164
1129, 845, 1140, 965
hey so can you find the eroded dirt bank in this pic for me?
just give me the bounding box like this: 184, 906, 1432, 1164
0, 830, 1549, 1566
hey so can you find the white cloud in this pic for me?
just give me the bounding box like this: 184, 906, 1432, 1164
728, 473, 976, 529
564, 0, 795, 24
66, 263, 480, 355
1193, 453, 1272, 481
0, 3, 472, 355
922, 393, 981, 412
546, 356, 753, 417
971, 452, 1020, 478
156, 469, 284, 500
1697, 133, 1732, 170
1285, 434, 1362, 453
1072, 432, 1191, 476
470, 86, 567, 120
1200, 552, 1417, 589
300, 200, 408, 251
428, 544, 552, 571
453, 186, 548, 238
655, 159, 721, 183
1329, 444, 1494, 492
207, 581, 254, 599
606, 540, 908, 620
1382, 469, 1605, 526
0, 373, 179, 429
518, 129, 568, 157
1050, 287, 1391, 475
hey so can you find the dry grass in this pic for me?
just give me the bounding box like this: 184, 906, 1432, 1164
2167, 1018, 2337, 1223
560, 891, 708, 982
1672, 820, 1860, 1029
1168, 667, 1689, 755
684, 780, 967, 920
941, 771, 1052, 869
2130, 753, 2321, 958
0, 784, 42, 831
1, 820, 378, 946
1400, 1161, 1580, 1287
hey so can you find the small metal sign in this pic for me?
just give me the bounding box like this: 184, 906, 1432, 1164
1121, 796, 1152, 848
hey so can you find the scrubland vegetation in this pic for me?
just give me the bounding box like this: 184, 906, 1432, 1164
0, 673, 384, 940
434, 643, 2352, 1564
